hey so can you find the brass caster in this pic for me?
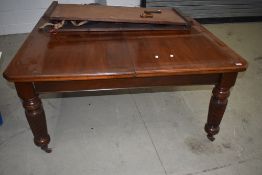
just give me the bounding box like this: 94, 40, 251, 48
41, 145, 52, 153
207, 134, 215, 142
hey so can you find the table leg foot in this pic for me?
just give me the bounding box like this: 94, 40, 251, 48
15, 83, 51, 153
23, 96, 51, 152
34, 134, 51, 153
205, 85, 229, 141
205, 124, 219, 141
205, 73, 237, 141
207, 134, 215, 141
41, 145, 52, 153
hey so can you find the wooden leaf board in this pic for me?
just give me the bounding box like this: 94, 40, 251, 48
55, 21, 190, 32
49, 4, 189, 25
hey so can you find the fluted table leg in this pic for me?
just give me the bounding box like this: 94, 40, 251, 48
15, 83, 51, 153
205, 73, 238, 141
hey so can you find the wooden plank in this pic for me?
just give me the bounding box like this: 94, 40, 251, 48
49, 4, 188, 25
34, 74, 220, 93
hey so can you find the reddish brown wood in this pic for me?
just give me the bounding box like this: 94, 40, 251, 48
43, 1, 58, 19
2, 2, 248, 152
205, 73, 237, 141
3, 4, 247, 82
34, 74, 220, 93
15, 83, 51, 153
49, 4, 188, 25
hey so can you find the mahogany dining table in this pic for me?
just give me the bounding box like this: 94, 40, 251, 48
3, 2, 247, 153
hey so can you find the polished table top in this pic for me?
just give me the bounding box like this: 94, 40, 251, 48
3, 12, 247, 83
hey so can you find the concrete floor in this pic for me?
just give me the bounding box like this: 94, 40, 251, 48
0, 22, 262, 175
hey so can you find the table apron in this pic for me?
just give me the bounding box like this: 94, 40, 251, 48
34, 74, 221, 93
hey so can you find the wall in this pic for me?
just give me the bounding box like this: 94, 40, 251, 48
107, 0, 140, 7
0, 0, 140, 35
146, 0, 262, 18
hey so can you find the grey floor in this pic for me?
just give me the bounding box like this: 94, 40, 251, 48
0, 23, 262, 175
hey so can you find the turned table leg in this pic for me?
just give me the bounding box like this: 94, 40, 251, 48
205, 73, 238, 141
15, 83, 51, 153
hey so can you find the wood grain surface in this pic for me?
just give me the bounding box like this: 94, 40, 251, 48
49, 4, 187, 25
3, 3, 247, 82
